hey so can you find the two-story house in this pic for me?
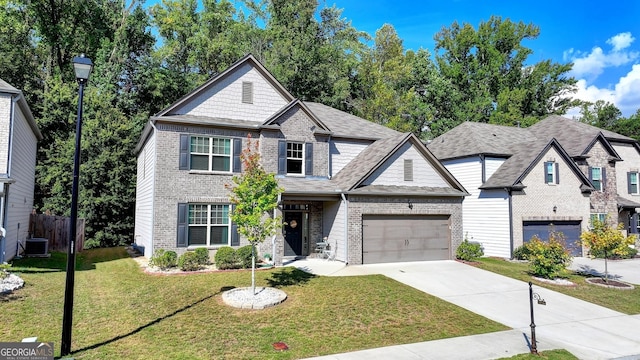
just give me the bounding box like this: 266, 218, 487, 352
134, 55, 467, 265
428, 116, 640, 258
0, 79, 43, 262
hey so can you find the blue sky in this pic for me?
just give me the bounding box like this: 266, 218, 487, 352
317, 0, 640, 117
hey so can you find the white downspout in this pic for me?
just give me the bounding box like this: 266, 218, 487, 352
340, 192, 348, 264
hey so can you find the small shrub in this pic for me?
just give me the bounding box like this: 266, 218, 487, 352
214, 247, 237, 270
0, 263, 11, 279
149, 249, 177, 270
456, 236, 484, 261
194, 247, 210, 265
513, 243, 533, 260
178, 251, 201, 271
236, 245, 254, 269
527, 233, 571, 279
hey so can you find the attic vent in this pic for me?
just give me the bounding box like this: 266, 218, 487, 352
242, 81, 253, 104
404, 159, 413, 181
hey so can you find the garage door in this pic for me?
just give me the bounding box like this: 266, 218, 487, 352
523, 221, 582, 256
362, 215, 450, 264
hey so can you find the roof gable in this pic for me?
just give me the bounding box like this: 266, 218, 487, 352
481, 138, 593, 191
0, 78, 42, 141
262, 100, 330, 134
155, 54, 294, 122
333, 132, 467, 195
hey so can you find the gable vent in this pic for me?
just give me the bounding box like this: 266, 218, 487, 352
242, 81, 253, 104
404, 159, 413, 181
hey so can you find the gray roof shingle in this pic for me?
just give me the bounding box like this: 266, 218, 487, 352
0, 78, 19, 93
303, 102, 400, 140
427, 121, 533, 160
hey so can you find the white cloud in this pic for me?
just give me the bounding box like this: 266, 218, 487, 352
565, 65, 640, 117
607, 32, 634, 51
566, 32, 639, 80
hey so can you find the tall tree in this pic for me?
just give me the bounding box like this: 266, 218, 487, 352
578, 100, 623, 130
434, 16, 577, 127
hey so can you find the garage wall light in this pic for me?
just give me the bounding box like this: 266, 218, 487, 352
553, 205, 557, 213
408, 200, 413, 210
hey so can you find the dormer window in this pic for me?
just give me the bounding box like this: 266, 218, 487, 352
242, 81, 253, 104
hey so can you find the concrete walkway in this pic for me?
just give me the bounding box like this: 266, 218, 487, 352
289, 259, 640, 360
570, 257, 640, 285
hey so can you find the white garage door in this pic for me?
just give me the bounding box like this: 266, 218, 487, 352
362, 215, 451, 264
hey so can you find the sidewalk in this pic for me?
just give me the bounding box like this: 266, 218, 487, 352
291, 259, 640, 360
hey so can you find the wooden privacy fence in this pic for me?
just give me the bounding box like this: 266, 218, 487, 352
29, 213, 85, 252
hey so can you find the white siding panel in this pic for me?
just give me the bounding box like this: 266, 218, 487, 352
485, 157, 506, 180
0, 94, 11, 174
4, 105, 38, 261
330, 139, 370, 176
323, 199, 346, 262
173, 63, 289, 122
365, 143, 448, 187
134, 131, 156, 258
444, 157, 511, 258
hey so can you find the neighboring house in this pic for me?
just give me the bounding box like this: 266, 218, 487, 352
134, 55, 467, 265
428, 116, 640, 258
0, 79, 43, 262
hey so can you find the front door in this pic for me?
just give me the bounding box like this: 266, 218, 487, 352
284, 212, 303, 256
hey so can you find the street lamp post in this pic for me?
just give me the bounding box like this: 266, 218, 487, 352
61, 54, 93, 357
528, 281, 546, 354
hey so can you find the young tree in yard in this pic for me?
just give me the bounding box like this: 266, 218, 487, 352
226, 135, 283, 295
580, 217, 636, 283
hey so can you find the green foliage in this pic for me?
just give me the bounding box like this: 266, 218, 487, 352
589, 245, 637, 260
526, 233, 571, 279
149, 249, 177, 270
214, 246, 237, 270
0, 263, 11, 279
580, 217, 636, 281
512, 243, 533, 260
236, 245, 254, 269
193, 247, 210, 265
455, 235, 484, 261
177, 251, 201, 271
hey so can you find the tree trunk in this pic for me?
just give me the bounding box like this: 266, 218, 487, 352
251, 244, 256, 295
604, 250, 609, 283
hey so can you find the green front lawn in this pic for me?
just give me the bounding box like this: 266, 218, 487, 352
2, 248, 507, 359
477, 257, 640, 315
499, 349, 578, 360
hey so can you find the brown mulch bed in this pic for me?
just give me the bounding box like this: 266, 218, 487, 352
585, 277, 635, 290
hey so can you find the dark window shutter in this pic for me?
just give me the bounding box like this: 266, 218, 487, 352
230, 205, 239, 246
602, 168, 607, 189
278, 140, 286, 174
555, 163, 560, 184
179, 134, 190, 170
543, 162, 550, 183
177, 203, 188, 247
628, 172, 633, 194
588, 166, 593, 181
305, 142, 313, 176
233, 138, 242, 173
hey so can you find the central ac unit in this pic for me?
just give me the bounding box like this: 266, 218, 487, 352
25, 238, 49, 257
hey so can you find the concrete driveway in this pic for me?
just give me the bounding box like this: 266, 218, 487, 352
292, 259, 640, 359
570, 256, 640, 285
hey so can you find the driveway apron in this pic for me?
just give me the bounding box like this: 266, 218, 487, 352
296, 259, 640, 359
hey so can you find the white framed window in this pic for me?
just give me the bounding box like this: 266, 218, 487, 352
590, 213, 607, 227
188, 204, 230, 246
590, 167, 603, 191
286, 142, 304, 175
190, 136, 231, 172
544, 161, 558, 184
628, 172, 639, 195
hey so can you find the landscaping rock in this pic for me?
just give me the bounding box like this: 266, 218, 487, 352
1, 273, 25, 294
222, 287, 287, 309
